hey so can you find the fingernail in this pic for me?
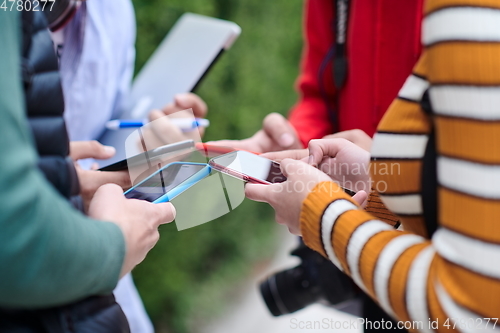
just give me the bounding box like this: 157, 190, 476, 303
308, 154, 314, 165
175, 94, 187, 106
170, 204, 177, 220
279, 133, 294, 147
104, 146, 116, 155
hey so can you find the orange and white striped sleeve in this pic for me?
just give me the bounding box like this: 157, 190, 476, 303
300, 1, 500, 332
364, 190, 401, 228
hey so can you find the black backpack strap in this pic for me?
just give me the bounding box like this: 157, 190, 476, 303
421, 90, 439, 237
318, 0, 351, 132
332, 0, 349, 89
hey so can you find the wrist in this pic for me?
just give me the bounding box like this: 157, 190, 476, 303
300, 181, 357, 256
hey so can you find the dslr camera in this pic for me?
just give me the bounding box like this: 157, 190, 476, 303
259, 240, 358, 316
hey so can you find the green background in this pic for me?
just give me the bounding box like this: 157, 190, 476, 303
131, 1, 304, 331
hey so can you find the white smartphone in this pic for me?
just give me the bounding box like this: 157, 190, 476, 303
209, 151, 287, 185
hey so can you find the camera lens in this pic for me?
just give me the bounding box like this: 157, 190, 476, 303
259, 265, 321, 316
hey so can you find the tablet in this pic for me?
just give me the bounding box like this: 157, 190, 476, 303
97, 13, 241, 168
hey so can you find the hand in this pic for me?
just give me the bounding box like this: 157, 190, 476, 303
88, 184, 176, 277
70, 141, 132, 212
245, 159, 367, 235
141, 93, 209, 150
209, 113, 302, 153
322, 129, 373, 151
308, 138, 371, 193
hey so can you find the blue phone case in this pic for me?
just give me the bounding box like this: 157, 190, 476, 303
123, 162, 211, 203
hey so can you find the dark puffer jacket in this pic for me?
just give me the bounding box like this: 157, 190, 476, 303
21, 7, 79, 198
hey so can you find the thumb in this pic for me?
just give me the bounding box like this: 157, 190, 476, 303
352, 190, 368, 207
146, 110, 185, 144
262, 113, 299, 149
88, 183, 124, 220
92, 170, 132, 190
279, 158, 312, 178
245, 183, 279, 204
307, 139, 353, 166
90, 183, 124, 209
174, 93, 208, 118
70, 141, 116, 161
152, 202, 176, 225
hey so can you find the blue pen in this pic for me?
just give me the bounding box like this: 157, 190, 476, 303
105, 118, 210, 132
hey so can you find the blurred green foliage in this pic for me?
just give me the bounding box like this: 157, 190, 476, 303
131, 0, 303, 331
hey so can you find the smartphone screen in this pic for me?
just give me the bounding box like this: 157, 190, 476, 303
210, 151, 286, 184
124, 163, 206, 202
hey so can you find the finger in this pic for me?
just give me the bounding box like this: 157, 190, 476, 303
352, 190, 368, 207
324, 130, 360, 141
245, 183, 278, 203
174, 93, 208, 118
279, 158, 312, 178
146, 111, 185, 146
158, 107, 206, 139
300, 155, 309, 164
70, 141, 116, 161
323, 129, 372, 151
148, 109, 164, 122
159, 102, 179, 117
307, 138, 351, 166
92, 183, 124, 201
261, 149, 309, 163
153, 202, 176, 225
288, 226, 301, 236
87, 183, 126, 220
275, 215, 300, 235
139, 112, 168, 151
262, 113, 300, 149
167, 109, 206, 138
206, 139, 260, 152
94, 170, 132, 190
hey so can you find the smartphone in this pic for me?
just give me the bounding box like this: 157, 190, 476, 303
99, 140, 195, 172
209, 151, 286, 184
194, 142, 259, 158
124, 162, 210, 203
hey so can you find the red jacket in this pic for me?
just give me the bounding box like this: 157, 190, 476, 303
288, 0, 423, 146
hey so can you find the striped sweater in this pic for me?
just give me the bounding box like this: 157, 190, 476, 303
300, 1, 500, 332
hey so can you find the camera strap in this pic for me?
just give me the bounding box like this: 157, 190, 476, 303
42, 0, 82, 31
333, 0, 349, 90
322, 0, 349, 131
